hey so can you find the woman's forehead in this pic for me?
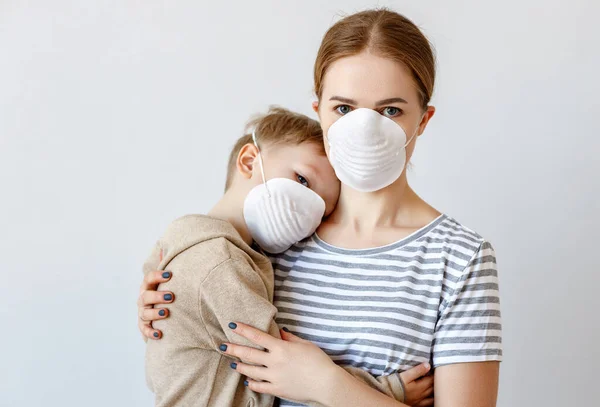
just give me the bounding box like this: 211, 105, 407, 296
321, 52, 418, 104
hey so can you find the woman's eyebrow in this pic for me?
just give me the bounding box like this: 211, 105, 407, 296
329, 96, 408, 106
375, 97, 408, 106
329, 96, 357, 104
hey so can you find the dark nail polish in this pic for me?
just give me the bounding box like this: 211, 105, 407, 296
230, 362, 237, 369
219, 344, 227, 352
244, 380, 249, 386
158, 309, 165, 316
162, 271, 171, 279
164, 293, 172, 301
228, 322, 237, 329
282, 327, 290, 332
153, 332, 159, 338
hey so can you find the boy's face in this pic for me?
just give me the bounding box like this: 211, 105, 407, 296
248, 142, 340, 217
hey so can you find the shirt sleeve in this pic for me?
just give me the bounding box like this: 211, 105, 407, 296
432, 241, 503, 367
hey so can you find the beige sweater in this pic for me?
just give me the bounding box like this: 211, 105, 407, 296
144, 215, 405, 407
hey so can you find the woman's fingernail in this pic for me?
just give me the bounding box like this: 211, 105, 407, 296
158, 309, 165, 316
162, 271, 171, 279
244, 380, 249, 386
230, 362, 237, 369
228, 322, 237, 329
219, 344, 227, 352
153, 332, 159, 338
282, 327, 290, 332
424, 362, 431, 369
164, 293, 172, 301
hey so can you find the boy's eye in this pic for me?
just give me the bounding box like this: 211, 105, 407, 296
382, 107, 402, 117
335, 105, 352, 115
296, 174, 309, 187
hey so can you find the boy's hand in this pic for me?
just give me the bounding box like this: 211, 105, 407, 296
400, 363, 434, 406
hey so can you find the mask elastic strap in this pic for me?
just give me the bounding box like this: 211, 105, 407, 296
403, 122, 422, 148
252, 130, 271, 197
403, 132, 417, 148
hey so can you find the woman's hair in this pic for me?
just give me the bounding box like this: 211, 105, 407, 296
224, 107, 324, 191
314, 8, 436, 109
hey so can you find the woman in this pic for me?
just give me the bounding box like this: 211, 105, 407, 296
138, 9, 502, 407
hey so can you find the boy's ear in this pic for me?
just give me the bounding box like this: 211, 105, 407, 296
236, 143, 259, 179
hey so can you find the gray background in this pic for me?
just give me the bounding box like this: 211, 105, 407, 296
1, 0, 598, 406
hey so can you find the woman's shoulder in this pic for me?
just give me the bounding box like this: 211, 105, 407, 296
432, 215, 491, 249
426, 215, 496, 272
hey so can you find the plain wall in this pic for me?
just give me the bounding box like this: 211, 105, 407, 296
1, 0, 598, 405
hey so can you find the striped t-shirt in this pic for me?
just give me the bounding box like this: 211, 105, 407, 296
270, 214, 502, 407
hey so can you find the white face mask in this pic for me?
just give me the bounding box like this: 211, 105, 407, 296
326, 108, 419, 192
242, 131, 326, 253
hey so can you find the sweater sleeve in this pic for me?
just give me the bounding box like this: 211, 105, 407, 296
199, 258, 282, 351
142, 241, 162, 276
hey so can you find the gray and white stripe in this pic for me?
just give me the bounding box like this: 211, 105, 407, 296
271, 215, 502, 407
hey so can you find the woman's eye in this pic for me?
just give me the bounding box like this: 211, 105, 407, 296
382, 106, 402, 117
335, 105, 352, 115
296, 174, 309, 187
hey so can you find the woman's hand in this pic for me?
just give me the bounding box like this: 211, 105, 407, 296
223, 323, 341, 405
137, 270, 174, 340
400, 364, 434, 407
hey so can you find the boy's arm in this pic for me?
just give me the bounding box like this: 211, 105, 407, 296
142, 241, 162, 276
200, 258, 281, 351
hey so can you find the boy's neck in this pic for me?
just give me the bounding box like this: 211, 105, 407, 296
208, 188, 253, 247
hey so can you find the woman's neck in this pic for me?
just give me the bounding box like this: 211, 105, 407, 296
327, 174, 437, 231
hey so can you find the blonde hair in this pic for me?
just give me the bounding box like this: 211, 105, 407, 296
224, 107, 324, 190
314, 9, 436, 109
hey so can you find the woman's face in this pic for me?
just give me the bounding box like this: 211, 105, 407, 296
314, 51, 435, 167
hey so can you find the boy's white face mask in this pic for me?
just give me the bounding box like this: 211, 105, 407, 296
243, 131, 326, 254
326, 108, 419, 192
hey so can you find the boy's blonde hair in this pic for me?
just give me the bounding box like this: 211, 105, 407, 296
224, 107, 324, 191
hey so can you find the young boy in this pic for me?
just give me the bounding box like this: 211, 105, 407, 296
143, 108, 422, 406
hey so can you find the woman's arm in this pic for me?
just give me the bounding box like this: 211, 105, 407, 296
434, 362, 499, 407
341, 363, 433, 406
322, 366, 414, 407
137, 272, 433, 406
223, 322, 414, 407
430, 241, 502, 406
